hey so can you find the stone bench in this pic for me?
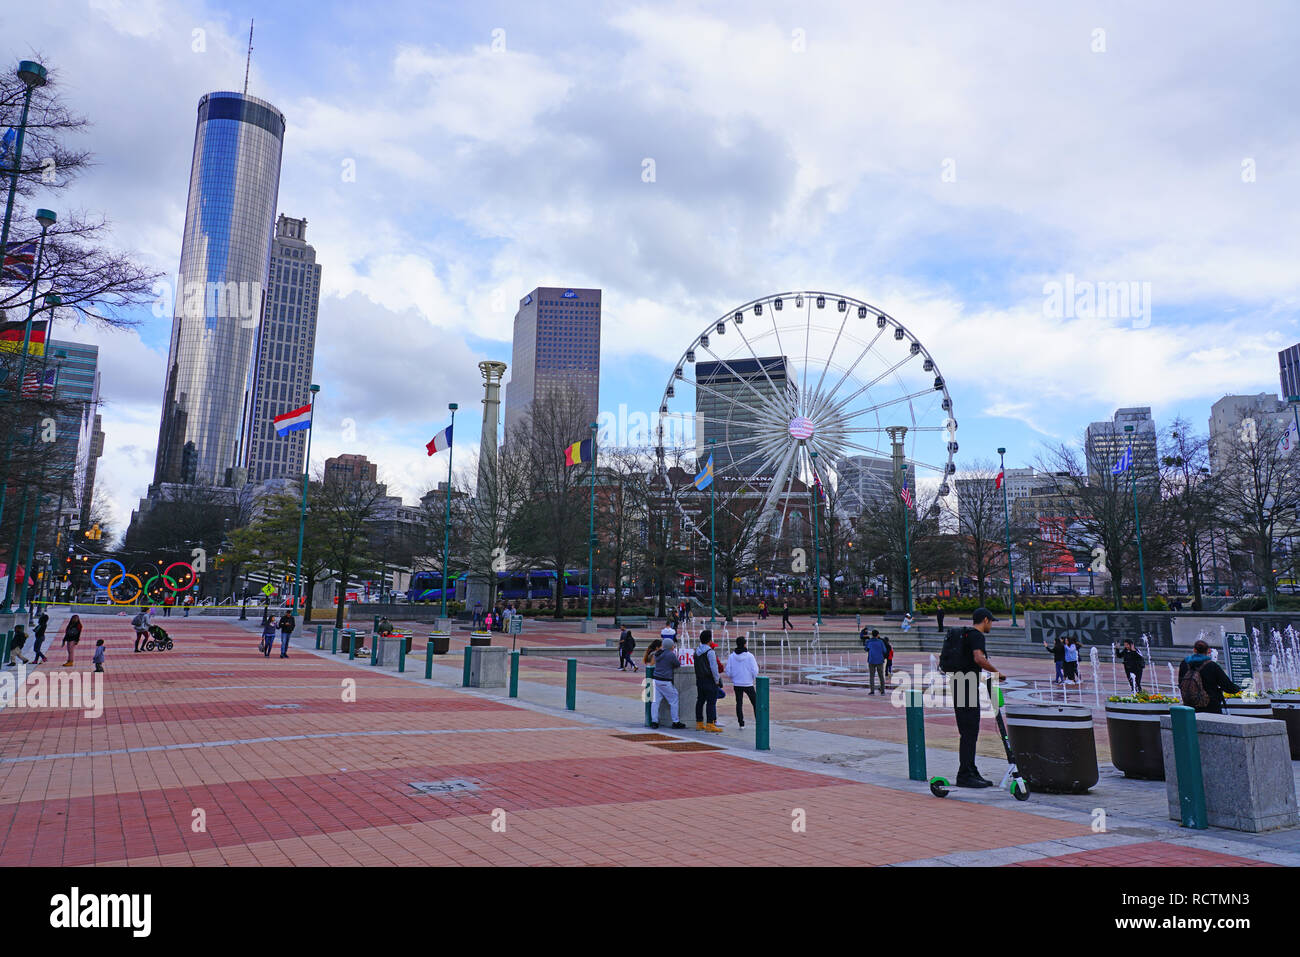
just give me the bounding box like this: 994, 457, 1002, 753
1159, 712, 1299, 832
616, 616, 651, 629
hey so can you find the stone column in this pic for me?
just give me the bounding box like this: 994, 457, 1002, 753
465, 361, 507, 618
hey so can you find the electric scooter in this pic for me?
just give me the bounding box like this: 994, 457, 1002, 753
930, 676, 1029, 801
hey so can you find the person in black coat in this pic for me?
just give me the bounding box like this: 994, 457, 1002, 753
617, 629, 638, 671
935, 605, 945, 633
1177, 640, 1240, 714
1113, 638, 1146, 692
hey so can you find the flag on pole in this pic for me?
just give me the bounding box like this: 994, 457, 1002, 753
693, 454, 714, 490
995, 470, 1004, 490
811, 469, 826, 502
0, 128, 14, 172
564, 437, 593, 467
0, 319, 46, 356
899, 476, 914, 509
1279, 421, 1297, 454
20, 367, 55, 398
1111, 447, 1132, 475
273, 403, 312, 436
425, 423, 453, 456
2, 241, 36, 282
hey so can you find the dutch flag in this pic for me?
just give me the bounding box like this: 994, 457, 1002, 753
274, 404, 312, 437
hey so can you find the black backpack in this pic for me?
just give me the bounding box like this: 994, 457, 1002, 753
938, 627, 970, 673
694, 647, 716, 686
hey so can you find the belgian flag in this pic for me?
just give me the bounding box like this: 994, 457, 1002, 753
0, 319, 46, 356
564, 437, 593, 467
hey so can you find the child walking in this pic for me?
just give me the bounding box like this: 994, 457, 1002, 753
92, 639, 106, 673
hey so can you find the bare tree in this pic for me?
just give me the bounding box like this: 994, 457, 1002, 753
314, 471, 386, 628
949, 461, 1008, 602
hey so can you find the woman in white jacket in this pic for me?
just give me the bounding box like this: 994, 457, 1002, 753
726, 636, 761, 728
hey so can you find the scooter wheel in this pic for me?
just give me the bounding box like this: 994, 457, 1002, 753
929, 777, 950, 798
1011, 778, 1030, 801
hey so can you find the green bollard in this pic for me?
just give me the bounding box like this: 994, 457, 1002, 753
462, 646, 472, 687
398, 636, 406, 673
347, 630, 357, 660
755, 676, 770, 750
905, 688, 927, 781
331, 627, 339, 654
1170, 705, 1208, 829
370, 632, 379, 666
372, 615, 379, 636
645, 665, 655, 727
509, 651, 520, 697
566, 658, 577, 710
315, 625, 323, 649
425, 641, 435, 680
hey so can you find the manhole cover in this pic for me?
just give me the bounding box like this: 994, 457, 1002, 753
651, 742, 725, 753
262, 703, 302, 710
409, 779, 480, 795
611, 733, 674, 742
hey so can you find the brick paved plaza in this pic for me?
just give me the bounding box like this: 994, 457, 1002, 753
2, 612, 1296, 869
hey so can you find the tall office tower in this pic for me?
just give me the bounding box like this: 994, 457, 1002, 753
1085, 407, 1157, 481
1280, 343, 1300, 401
44, 340, 100, 530
503, 287, 601, 439
153, 91, 286, 488
242, 215, 321, 483
1208, 393, 1290, 473
694, 356, 794, 476
836, 454, 894, 516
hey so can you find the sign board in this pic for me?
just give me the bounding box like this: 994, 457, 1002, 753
1224, 632, 1254, 689
509, 615, 522, 635
261, 583, 275, 597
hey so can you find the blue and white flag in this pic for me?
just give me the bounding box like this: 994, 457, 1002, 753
1111, 447, 1132, 475
693, 454, 713, 490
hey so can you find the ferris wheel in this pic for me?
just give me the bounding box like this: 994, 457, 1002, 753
653, 291, 958, 563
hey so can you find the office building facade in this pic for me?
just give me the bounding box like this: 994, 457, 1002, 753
503, 287, 601, 440
1281, 343, 1300, 401
836, 454, 894, 516
694, 356, 794, 477
324, 453, 378, 486
153, 91, 286, 488
1208, 393, 1290, 473
242, 215, 321, 483
43, 340, 101, 531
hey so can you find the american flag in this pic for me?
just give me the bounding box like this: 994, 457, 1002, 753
899, 478, 914, 509
21, 368, 55, 398
2, 241, 36, 282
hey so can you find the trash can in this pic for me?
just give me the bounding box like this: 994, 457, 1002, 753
1271, 695, 1300, 760
428, 632, 451, 655
1105, 699, 1174, 779
1004, 703, 1099, 794
469, 632, 492, 647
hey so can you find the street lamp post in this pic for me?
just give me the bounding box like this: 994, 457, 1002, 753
291, 384, 320, 624
586, 421, 597, 623
1125, 425, 1149, 611
998, 447, 1017, 626
440, 402, 458, 621
707, 437, 717, 624
900, 462, 912, 615
810, 449, 823, 625
0, 61, 48, 299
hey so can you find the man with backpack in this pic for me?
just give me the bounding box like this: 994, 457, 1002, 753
1178, 640, 1240, 713
694, 628, 724, 732
939, 607, 1005, 788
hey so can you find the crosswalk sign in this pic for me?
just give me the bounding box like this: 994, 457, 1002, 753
261, 583, 276, 597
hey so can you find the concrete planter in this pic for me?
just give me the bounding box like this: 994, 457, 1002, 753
1224, 697, 1273, 718
1005, 703, 1099, 793
1270, 694, 1300, 759
1105, 701, 1174, 779
469, 632, 492, 647
427, 632, 451, 655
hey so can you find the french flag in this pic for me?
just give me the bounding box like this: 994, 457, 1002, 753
274, 404, 312, 437
426, 424, 452, 456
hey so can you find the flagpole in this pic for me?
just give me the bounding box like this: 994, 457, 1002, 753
707, 439, 717, 624
586, 422, 597, 622
440, 403, 457, 621
1125, 426, 1148, 611
998, 448, 1017, 626
292, 384, 320, 624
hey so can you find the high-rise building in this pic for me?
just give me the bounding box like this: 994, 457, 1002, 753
242, 215, 321, 483
153, 91, 286, 488
1085, 407, 1157, 481
694, 356, 794, 477
1280, 343, 1300, 402
503, 287, 601, 439
1208, 393, 1290, 473
836, 454, 893, 516
43, 340, 101, 531
324, 453, 378, 486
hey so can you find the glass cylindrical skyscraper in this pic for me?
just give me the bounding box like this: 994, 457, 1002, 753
154, 91, 285, 488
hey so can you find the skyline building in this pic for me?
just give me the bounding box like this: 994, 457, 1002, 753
242, 214, 321, 483
1085, 407, 1157, 482
503, 287, 601, 441
694, 356, 794, 477
836, 454, 893, 516
44, 339, 102, 532
324, 453, 378, 486
1280, 343, 1300, 401
152, 90, 286, 489
1208, 392, 1290, 473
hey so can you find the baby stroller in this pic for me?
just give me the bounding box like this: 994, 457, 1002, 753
144, 623, 174, 651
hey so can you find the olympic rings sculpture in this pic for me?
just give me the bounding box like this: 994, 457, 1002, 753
90, 558, 196, 605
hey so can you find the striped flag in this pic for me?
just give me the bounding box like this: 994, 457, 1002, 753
20, 367, 55, 398
2, 241, 36, 282
1112, 447, 1132, 475
995, 469, 1004, 490
425, 423, 452, 456
0, 319, 46, 356
273, 403, 312, 436
564, 437, 593, 467
899, 476, 914, 509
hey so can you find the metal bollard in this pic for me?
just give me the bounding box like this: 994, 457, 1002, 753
370, 632, 379, 666
566, 658, 577, 710
905, 688, 926, 781
462, 646, 472, 687
398, 636, 406, 673
347, 630, 357, 660
509, 650, 519, 698
755, 676, 770, 750
425, 641, 435, 680
331, 627, 339, 654
645, 665, 655, 727
315, 625, 323, 649
372, 615, 380, 636
1170, 705, 1208, 829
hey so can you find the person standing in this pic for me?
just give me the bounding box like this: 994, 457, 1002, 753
726, 636, 759, 728
618, 628, 637, 671
277, 612, 295, 658
781, 601, 793, 631
1044, 637, 1066, 684
758, 599, 768, 621
92, 639, 106, 673
693, 628, 724, 732
865, 630, 887, 694
883, 632, 895, 680
1114, 638, 1145, 692
32, 610, 49, 664
1178, 640, 1240, 714
132, 606, 151, 653
935, 604, 945, 633
61, 615, 82, 667
260, 616, 277, 657
1062, 637, 1080, 685
162, 593, 174, 618
651, 633, 686, 730
949, 608, 1005, 788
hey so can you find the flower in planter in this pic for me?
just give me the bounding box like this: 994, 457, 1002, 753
1107, 692, 1181, 704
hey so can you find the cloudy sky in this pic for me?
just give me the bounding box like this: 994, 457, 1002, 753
5, 0, 1299, 536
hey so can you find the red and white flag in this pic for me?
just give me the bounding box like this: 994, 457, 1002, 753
995, 470, 1004, 490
